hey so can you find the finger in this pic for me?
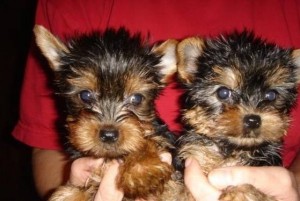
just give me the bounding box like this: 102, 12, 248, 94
159, 152, 172, 165
184, 158, 221, 201
69, 157, 104, 186
95, 160, 124, 201
208, 166, 298, 201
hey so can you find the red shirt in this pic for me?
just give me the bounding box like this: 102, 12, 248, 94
13, 0, 300, 167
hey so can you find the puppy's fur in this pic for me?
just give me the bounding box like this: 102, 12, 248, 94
34, 25, 188, 201
176, 31, 300, 201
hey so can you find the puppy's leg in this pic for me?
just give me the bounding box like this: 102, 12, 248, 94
117, 143, 172, 199
48, 185, 94, 201
49, 174, 101, 201
219, 184, 276, 201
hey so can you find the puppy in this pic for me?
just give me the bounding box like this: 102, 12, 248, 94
176, 31, 300, 201
34, 25, 187, 201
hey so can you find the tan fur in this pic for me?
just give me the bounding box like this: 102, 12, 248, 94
219, 184, 276, 201
213, 66, 242, 90
179, 143, 224, 174
184, 106, 217, 134
34, 25, 190, 201
152, 39, 178, 83
265, 66, 291, 87
118, 141, 172, 198
33, 25, 69, 70
125, 75, 158, 96
176, 34, 298, 201
67, 69, 98, 92
177, 37, 204, 84
292, 49, 300, 84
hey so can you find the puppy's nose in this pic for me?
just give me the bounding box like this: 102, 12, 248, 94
243, 114, 261, 129
100, 129, 119, 143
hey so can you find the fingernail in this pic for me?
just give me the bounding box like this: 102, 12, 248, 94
159, 152, 172, 164
117, 158, 124, 164
185, 158, 193, 167
94, 158, 104, 167
208, 169, 230, 189
111, 159, 120, 166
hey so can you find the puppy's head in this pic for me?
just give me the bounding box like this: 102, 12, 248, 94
177, 31, 300, 147
34, 25, 177, 158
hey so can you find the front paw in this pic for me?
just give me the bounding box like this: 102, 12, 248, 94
49, 185, 90, 201
117, 156, 173, 199
219, 184, 276, 201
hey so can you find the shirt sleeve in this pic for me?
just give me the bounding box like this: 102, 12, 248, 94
12, 0, 115, 150
12, 0, 63, 150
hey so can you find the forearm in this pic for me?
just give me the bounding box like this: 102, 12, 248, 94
289, 152, 300, 195
32, 148, 71, 199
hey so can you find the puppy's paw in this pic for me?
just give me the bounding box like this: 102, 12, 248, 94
49, 185, 91, 201
219, 184, 276, 201
118, 155, 172, 199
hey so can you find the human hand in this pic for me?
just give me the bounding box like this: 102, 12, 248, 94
184, 158, 299, 201
69, 157, 124, 201
69, 152, 172, 201
184, 158, 221, 201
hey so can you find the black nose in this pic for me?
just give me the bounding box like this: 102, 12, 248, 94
243, 114, 261, 129
100, 129, 119, 143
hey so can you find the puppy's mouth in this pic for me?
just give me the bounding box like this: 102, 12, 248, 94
94, 143, 129, 158
226, 135, 265, 147
242, 128, 261, 138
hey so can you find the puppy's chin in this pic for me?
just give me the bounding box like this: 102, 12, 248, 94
226, 136, 269, 147
87, 146, 129, 159
226, 137, 281, 148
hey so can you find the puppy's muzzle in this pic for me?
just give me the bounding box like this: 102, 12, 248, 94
100, 129, 119, 143
243, 114, 261, 137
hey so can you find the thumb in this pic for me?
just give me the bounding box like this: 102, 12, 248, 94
208, 166, 276, 190
96, 160, 124, 201
208, 166, 298, 201
184, 158, 220, 201
159, 152, 172, 165
69, 157, 104, 186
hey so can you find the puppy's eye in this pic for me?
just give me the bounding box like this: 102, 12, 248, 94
217, 87, 232, 100
79, 90, 94, 103
264, 90, 277, 101
129, 93, 144, 106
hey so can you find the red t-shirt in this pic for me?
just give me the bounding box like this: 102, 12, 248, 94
13, 0, 300, 167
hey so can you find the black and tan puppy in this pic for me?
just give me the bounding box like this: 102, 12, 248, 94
34, 25, 189, 201
176, 31, 300, 201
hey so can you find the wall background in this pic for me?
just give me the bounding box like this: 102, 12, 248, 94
0, 0, 40, 200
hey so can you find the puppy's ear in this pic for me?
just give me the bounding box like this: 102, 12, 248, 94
33, 25, 69, 71
177, 37, 204, 84
152, 39, 178, 84
292, 49, 300, 84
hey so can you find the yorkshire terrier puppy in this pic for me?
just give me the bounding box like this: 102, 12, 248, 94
34, 25, 186, 201
176, 31, 300, 201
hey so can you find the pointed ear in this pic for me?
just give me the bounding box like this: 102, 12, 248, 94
33, 25, 69, 71
292, 49, 300, 84
177, 37, 204, 84
152, 39, 178, 84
